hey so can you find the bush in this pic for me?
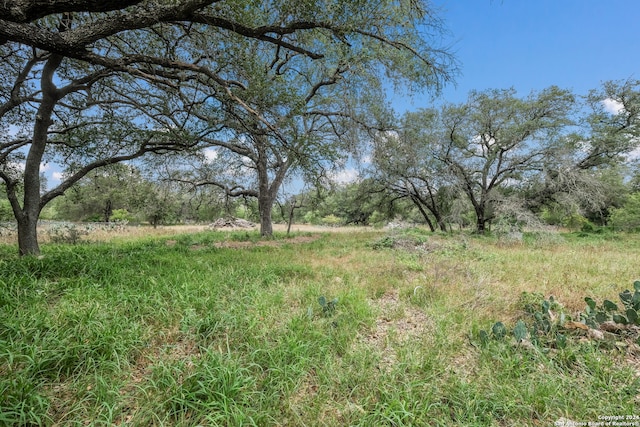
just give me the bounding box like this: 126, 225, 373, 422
562, 213, 590, 231
303, 211, 320, 225
368, 210, 386, 227
109, 209, 133, 223
84, 213, 104, 222
610, 193, 640, 232
540, 207, 564, 226
320, 214, 342, 226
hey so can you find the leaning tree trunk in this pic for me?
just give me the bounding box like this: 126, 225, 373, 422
430, 209, 447, 232
411, 196, 436, 232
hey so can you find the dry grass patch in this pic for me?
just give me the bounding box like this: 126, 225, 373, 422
357, 288, 433, 372
397, 233, 640, 323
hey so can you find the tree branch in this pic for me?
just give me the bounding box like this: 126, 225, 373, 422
1, 0, 144, 23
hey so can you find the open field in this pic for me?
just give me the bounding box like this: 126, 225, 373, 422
1, 227, 639, 426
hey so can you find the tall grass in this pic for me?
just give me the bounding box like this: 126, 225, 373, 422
1, 229, 638, 425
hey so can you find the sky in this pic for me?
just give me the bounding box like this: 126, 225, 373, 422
392, 0, 640, 112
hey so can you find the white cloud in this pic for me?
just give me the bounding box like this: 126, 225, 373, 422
470, 134, 496, 156
329, 168, 359, 185
203, 148, 218, 163
51, 172, 64, 181
3, 162, 54, 173
602, 98, 624, 115
626, 144, 640, 161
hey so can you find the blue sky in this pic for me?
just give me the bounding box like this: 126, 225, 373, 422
394, 0, 640, 111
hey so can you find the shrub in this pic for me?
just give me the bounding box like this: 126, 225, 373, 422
109, 209, 133, 223
303, 211, 320, 225
320, 214, 342, 226
562, 213, 590, 231
609, 193, 640, 232
368, 210, 386, 227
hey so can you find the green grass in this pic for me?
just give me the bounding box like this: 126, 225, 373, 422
1, 229, 639, 426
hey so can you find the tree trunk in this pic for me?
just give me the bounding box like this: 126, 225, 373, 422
476, 215, 487, 234
16, 213, 40, 256
468, 192, 488, 234
258, 194, 273, 237
11, 55, 62, 255
432, 211, 447, 232
286, 200, 297, 235
103, 199, 112, 222
255, 139, 294, 238
15, 54, 63, 255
